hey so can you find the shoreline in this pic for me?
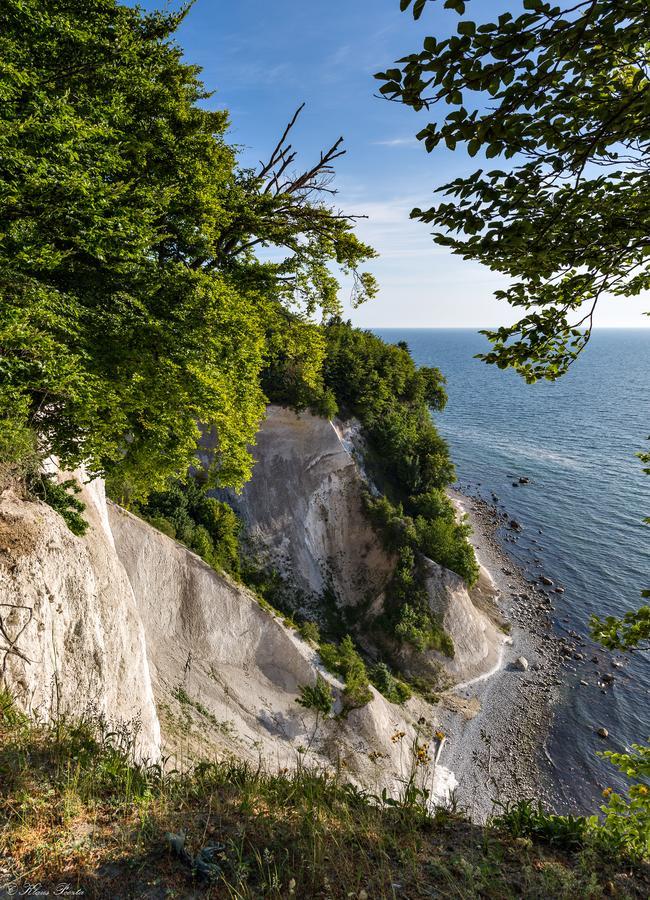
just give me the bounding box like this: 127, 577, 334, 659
435, 488, 564, 822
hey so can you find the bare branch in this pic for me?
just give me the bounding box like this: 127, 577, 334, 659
257, 102, 305, 181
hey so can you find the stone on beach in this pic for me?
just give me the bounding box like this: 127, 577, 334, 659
514, 656, 529, 671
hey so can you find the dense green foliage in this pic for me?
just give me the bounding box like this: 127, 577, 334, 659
494, 740, 650, 862
322, 320, 451, 492
369, 662, 412, 705
366, 491, 478, 588
370, 540, 456, 656
318, 636, 374, 710
266, 318, 452, 495
136, 478, 241, 577
296, 675, 335, 716
319, 323, 477, 585
31, 475, 89, 536
494, 800, 590, 851
378, 0, 650, 381
597, 743, 650, 861
1, 0, 375, 501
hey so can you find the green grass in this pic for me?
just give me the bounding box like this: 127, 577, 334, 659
0, 692, 648, 898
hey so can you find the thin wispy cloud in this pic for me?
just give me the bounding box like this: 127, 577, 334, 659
373, 137, 419, 147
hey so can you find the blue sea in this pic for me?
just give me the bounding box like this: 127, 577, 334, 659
375, 328, 649, 811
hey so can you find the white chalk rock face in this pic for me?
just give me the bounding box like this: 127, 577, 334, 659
0, 404, 501, 801
107, 503, 430, 798
214, 405, 395, 609
421, 560, 502, 683
0, 479, 161, 760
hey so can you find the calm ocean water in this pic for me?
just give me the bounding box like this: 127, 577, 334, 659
375, 328, 649, 811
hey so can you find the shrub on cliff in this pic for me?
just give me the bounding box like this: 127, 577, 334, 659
296, 676, 334, 716
137, 478, 241, 576
370, 663, 412, 704
319, 636, 373, 710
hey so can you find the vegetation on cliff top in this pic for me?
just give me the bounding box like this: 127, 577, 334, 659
1, 693, 648, 898
138, 316, 479, 667
0, 0, 375, 501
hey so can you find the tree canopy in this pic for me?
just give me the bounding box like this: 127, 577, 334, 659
377, 0, 650, 657
0, 0, 376, 499
376, 0, 650, 381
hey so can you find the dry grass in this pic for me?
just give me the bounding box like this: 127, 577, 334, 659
0, 693, 648, 899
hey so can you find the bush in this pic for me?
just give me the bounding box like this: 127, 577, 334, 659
296, 676, 334, 716
394, 604, 454, 657
299, 620, 321, 644
136, 478, 241, 577
31, 475, 88, 536
318, 636, 373, 710
415, 515, 479, 586
377, 546, 455, 658
365, 492, 478, 588
370, 663, 412, 705
493, 800, 589, 850
318, 642, 342, 673
596, 743, 650, 861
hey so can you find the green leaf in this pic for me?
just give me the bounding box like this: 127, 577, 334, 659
413, 0, 426, 19
458, 20, 476, 36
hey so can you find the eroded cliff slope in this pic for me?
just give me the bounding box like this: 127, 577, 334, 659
219, 405, 503, 685
0, 468, 438, 798
0, 405, 503, 800
0, 477, 161, 760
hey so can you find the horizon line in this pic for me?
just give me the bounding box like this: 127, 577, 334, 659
363, 324, 650, 330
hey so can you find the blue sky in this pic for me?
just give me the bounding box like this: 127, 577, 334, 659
141, 0, 649, 329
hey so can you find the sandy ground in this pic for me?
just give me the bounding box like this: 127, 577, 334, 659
435, 489, 564, 823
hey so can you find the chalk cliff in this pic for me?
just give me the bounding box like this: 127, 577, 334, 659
0, 477, 161, 760
0, 470, 433, 797
220, 405, 503, 685
0, 405, 502, 799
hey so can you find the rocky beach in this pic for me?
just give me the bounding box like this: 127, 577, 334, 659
436, 487, 565, 822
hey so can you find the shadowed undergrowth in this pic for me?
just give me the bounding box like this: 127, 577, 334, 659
0, 694, 648, 899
